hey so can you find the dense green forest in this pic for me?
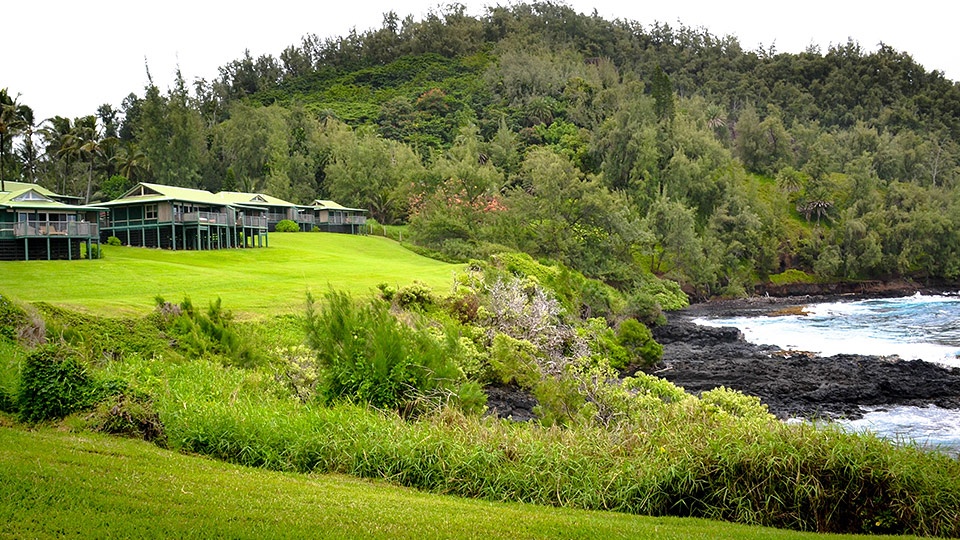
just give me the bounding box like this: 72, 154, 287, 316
3, 1, 960, 298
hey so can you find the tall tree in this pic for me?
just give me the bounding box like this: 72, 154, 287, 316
136, 74, 206, 188
79, 131, 117, 204
40, 116, 77, 194
322, 121, 424, 224
0, 89, 30, 190
650, 66, 675, 123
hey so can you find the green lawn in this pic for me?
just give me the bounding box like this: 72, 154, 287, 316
0, 425, 912, 540
0, 232, 460, 318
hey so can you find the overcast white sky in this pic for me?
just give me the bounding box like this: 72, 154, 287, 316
6, 1, 958, 123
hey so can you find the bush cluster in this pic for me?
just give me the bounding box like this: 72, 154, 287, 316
304, 290, 484, 414
274, 219, 300, 232
155, 297, 265, 369
85, 244, 104, 259
16, 345, 97, 423
85, 392, 166, 445
487, 252, 684, 324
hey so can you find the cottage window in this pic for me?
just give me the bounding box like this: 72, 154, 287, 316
12, 191, 50, 202
145, 204, 158, 220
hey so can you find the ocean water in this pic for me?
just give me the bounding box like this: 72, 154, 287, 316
693, 293, 960, 452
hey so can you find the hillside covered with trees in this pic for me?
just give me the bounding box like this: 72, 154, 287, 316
4, 1, 960, 298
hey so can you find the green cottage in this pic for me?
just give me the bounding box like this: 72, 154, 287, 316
0, 181, 103, 261
97, 182, 269, 250
215, 191, 314, 232
306, 200, 367, 234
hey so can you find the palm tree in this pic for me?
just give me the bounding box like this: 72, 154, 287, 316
15, 114, 39, 183
776, 166, 806, 196
76, 124, 117, 204
80, 137, 103, 204
705, 103, 727, 130
113, 143, 149, 184
40, 116, 79, 194
797, 195, 834, 226
0, 88, 29, 191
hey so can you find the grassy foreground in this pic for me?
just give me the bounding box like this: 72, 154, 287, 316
0, 232, 460, 318
0, 424, 914, 540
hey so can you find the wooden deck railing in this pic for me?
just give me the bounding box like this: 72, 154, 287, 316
13, 221, 99, 238
317, 214, 366, 226
241, 215, 268, 228
177, 212, 229, 225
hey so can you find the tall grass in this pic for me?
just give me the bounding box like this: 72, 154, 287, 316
3, 426, 871, 540
0, 340, 23, 413
105, 355, 960, 537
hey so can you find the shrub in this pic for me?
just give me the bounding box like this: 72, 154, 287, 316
304, 290, 470, 413
622, 290, 666, 326
446, 292, 481, 324
700, 386, 772, 419
0, 341, 21, 414
452, 380, 487, 415
483, 276, 587, 373
377, 281, 435, 311
155, 297, 265, 369
768, 268, 818, 286
85, 243, 104, 259
532, 373, 585, 427
616, 318, 663, 368
107, 236, 122, 246
0, 390, 13, 414
394, 281, 434, 311
16, 344, 97, 423
275, 219, 300, 232
489, 333, 540, 388
581, 318, 630, 370
0, 294, 28, 343
86, 392, 166, 445
579, 277, 619, 319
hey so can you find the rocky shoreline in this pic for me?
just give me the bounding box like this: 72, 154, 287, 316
652, 293, 960, 420
486, 287, 960, 422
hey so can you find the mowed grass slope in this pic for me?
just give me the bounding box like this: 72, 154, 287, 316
0, 233, 460, 317
0, 425, 907, 540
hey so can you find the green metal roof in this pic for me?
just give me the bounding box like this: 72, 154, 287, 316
1, 181, 83, 202
216, 191, 301, 208
0, 187, 106, 211
1, 181, 60, 198
92, 182, 364, 214
97, 182, 228, 207
310, 199, 367, 212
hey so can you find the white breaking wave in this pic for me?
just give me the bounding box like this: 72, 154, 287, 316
839, 405, 960, 453
693, 293, 960, 451
693, 293, 960, 367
